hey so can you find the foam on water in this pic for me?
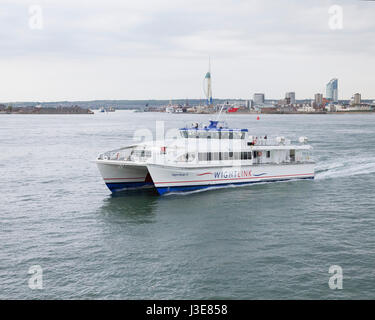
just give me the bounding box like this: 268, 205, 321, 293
163, 179, 308, 196
315, 156, 375, 180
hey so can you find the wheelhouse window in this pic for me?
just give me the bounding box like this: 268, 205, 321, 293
221, 132, 229, 139
181, 130, 246, 139
188, 131, 197, 139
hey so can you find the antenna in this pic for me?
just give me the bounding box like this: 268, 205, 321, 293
215, 104, 225, 122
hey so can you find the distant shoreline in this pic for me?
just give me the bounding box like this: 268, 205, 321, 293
0, 106, 94, 115
1, 109, 374, 115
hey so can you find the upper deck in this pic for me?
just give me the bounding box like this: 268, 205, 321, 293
97, 120, 313, 167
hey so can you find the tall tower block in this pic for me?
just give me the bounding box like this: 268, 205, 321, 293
204, 58, 213, 107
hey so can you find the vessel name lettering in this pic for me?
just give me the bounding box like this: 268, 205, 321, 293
213, 169, 252, 179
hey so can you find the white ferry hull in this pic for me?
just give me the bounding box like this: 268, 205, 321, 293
96, 162, 153, 192
147, 163, 315, 195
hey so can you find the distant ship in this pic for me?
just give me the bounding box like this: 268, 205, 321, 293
99, 107, 105, 113
165, 106, 174, 113
227, 107, 239, 113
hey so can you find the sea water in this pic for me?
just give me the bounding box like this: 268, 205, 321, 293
1, 111, 375, 299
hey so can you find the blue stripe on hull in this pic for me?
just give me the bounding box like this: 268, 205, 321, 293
106, 182, 154, 192
156, 177, 314, 195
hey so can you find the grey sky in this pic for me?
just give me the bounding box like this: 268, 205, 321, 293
0, 0, 374, 101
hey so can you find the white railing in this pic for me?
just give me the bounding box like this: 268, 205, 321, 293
252, 137, 291, 146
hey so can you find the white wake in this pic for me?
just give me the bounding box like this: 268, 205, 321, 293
315, 156, 375, 180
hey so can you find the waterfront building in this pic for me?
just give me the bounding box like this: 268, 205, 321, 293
314, 93, 323, 106
253, 93, 265, 105
326, 78, 338, 102
297, 104, 315, 113
353, 93, 361, 105
285, 92, 296, 104
246, 100, 253, 109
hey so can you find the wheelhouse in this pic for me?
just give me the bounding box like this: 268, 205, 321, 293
179, 120, 247, 140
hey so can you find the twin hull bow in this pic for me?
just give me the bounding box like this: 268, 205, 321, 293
96, 161, 315, 195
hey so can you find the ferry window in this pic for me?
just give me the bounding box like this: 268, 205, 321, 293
207, 153, 212, 161
253, 151, 257, 158
221, 132, 229, 139
234, 152, 241, 160
241, 152, 248, 160
188, 131, 196, 138
241, 132, 246, 139
229, 152, 233, 158
176, 154, 187, 162
222, 152, 229, 160
199, 131, 207, 139
267, 151, 271, 158
198, 153, 206, 161
187, 153, 195, 162
212, 152, 220, 161
211, 132, 219, 139
233, 132, 242, 139
248, 152, 252, 159
229, 132, 233, 139
181, 131, 188, 138
290, 150, 295, 162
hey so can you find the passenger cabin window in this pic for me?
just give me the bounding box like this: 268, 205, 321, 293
290, 150, 295, 162
197, 152, 252, 162
267, 151, 271, 158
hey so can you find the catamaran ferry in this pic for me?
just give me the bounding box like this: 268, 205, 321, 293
96, 120, 314, 195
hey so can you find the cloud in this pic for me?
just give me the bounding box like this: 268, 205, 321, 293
0, 0, 374, 100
